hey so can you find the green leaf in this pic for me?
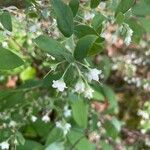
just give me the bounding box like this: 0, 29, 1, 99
46, 128, 63, 146
74, 35, 98, 60
100, 141, 113, 150
0, 11, 12, 31
91, 12, 106, 33
116, 12, 124, 25
93, 88, 105, 101
34, 35, 73, 62
104, 117, 121, 139
0, 47, 24, 70
92, 12, 106, 33
17, 140, 43, 150
31, 119, 53, 140
132, 0, 150, 16
101, 84, 118, 110
74, 25, 98, 38
98, 56, 111, 80
72, 99, 88, 128
115, 0, 135, 16
139, 18, 150, 34
51, 0, 74, 37
16, 132, 25, 145
45, 142, 64, 150
90, 0, 100, 9
88, 37, 104, 56
0, 90, 24, 111
68, 129, 95, 150
69, 0, 79, 17
126, 19, 144, 43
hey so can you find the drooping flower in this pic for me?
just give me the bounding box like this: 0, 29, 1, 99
74, 80, 85, 94
84, 87, 94, 99
87, 68, 102, 82
56, 121, 71, 135
42, 114, 50, 123
0, 141, 9, 150
52, 79, 67, 92
64, 106, 71, 118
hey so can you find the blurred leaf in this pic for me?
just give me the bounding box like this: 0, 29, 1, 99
90, 0, 100, 9
72, 99, 88, 128
17, 140, 43, 150
116, 12, 124, 25
45, 142, 64, 150
132, 0, 150, 16
74, 25, 98, 38
139, 18, 150, 34
92, 12, 106, 33
88, 38, 104, 56
20, 66, 36, 81
0, 47, 24, 70
46, 128, 63, 146
16, 132, 25, 145
104, 117, 121, 139
101, 84, 118, 110
31, 120, 53, 140
100, 141, 113, 150
68, 129, 95, 150
69, 0, 79, 17
98, 56, 111, 80
34, 35, 73, 62
92, 88, 105, 101
51, 0, 74, 37
0, 11, 12, 31
126, 19, 144, 43
0, 90, 24, 111
115, 0, 135, 15
74, 35, 98, 60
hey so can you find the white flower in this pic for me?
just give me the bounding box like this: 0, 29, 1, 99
138, 110, 149, 119
56, 121, 71, 135
98, 2, 106, 10
64, 106, 71, 118
84, 87, 94, 99
0, 141, 9, 150
42, 114, 50, 123
124, 36, 132, 46
74, 81, 85, 94
52, 79, 67, 92
31, 115, 37, 122
64, 123, 71, 135
124, 26, 133, 46
56, 121, 62, 128
87, 68, 102, 82
9, 121, 17, 128
2, 42, 8, 48
84, 12, 95, 20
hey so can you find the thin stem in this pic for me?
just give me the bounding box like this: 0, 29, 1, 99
61, 63, 72, 79
76, 61, 90, 70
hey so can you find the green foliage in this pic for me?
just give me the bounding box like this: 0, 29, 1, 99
72, 99, 88, 128
74, 35, 98, 60
51, 0, 74, 37
0, 11, 12, 31
0, 47, 24, 70
34, 35, 73, 62
0, 0, 149, 149
115, 0, 135, 15
90, 0, 100, 9
69, 0, 79, 17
